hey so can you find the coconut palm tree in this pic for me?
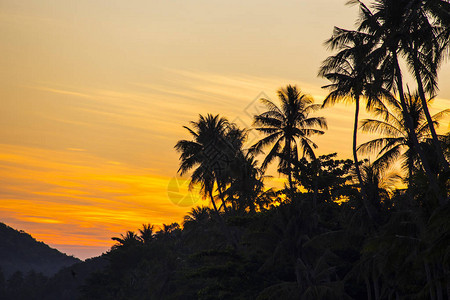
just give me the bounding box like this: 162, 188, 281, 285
111, 231, 140, 249
353, 0, 446, 202
175, 114, 239, 247
319, 27, 388, 219
356, 160, 402, 209
250, 85, 327, 192
223, 152, 266, 212
175, 114, 230, 215
138, 224, 154, 244
358, 0, 450, 172
403, 4, 450, 172
215, 123, 247, 213
358, 93, 449, 189
183, 206, 211, 228
155, 223, 180, 239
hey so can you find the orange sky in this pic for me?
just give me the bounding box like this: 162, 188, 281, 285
0, 0, 449, 259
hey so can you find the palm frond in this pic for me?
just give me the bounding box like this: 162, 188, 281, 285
359, 119, 404, 137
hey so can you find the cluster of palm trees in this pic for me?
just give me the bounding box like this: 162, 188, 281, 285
174, 1, 449, 221
99, 1, 449, 299
175, 85, 328, 219
319, 0, 449, 207
175, 88, 446, 226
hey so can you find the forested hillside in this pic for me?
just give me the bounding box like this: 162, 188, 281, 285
0, 223, 80, 278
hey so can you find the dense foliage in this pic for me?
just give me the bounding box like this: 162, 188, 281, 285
79, 175, 448, 299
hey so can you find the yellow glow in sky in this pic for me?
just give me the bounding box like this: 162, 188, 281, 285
0, 0, 448, 259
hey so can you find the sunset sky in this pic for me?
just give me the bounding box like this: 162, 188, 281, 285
1, 0, 449, 259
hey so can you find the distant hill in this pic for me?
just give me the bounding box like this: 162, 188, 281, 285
0, 222, 80, 278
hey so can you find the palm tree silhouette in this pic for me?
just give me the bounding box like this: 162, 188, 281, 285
138, 224, 154, 244
216, 123, 247, 213
223, 152, 266, 212
353, 0, 445, 202
400, 0, 450, 173
358, 93, 449, 189
319, 27, 387, 218
111, 231, 140, 249
175, 114, 231, 215
353, 160, 402, 210
363, 0, 450, 173
175, 114, 239, 247
183, 206, 211, 225
251, 85, 327, 192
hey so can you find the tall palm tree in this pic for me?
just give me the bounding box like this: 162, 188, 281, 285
251, 85, 327, 192
360, 0, 450, 172
403, 3, 450, 172
353, 0, 446, 202
358, 93, 449, 188
319, 27, 387, 219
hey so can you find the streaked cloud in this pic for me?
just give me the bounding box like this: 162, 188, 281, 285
0, 144, 202, 259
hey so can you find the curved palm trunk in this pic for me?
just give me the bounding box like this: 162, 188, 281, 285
208, 189, 221, 218
353, 96, 375, 220
392, 51, 445, 204
412, 54, 449, 172
217, 183, 230, 215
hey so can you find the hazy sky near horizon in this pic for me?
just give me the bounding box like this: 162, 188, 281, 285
1, 0, 449, 259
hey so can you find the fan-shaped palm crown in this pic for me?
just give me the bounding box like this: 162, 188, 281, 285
175, 114, 231, 197
358, 93, 449, 180
251, 85, 327, 181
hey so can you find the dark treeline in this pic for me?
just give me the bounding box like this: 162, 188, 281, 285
78, 88, 448, 299
79, 1, 449, 298
6, 0, 449, 299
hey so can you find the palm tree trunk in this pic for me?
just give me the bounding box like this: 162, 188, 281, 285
208, 190, 237, 249
288, 171, 294, 194
286, 138, 295, 195
209, 189, 219, 214
392, 51, 444, 204
353, 96, 375, 220
412, 52, 449, 173
217, 183, 230, 215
